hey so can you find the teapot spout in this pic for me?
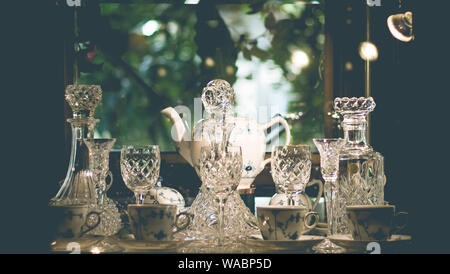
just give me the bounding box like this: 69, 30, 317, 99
161, 107, 193, 166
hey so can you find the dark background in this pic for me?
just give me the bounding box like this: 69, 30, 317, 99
370, 0, 450, 254
1, 0, 449, 253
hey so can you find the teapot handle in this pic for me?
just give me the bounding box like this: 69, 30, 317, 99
263, 115, 291, 146
259, 116, 292, 170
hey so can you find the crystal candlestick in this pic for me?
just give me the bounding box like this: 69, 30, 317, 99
313, 138, 345, 253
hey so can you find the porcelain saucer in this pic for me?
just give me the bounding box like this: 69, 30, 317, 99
241, 235, 325, 253
328, 234, 412, 252
113, 238, 184, 253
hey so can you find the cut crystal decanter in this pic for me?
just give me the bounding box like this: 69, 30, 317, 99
50, 85, 122, 237
333, 97, 386, 235
50, 85, 101, 205
173, 80, 262, 241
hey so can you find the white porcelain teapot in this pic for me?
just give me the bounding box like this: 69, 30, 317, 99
161, 79, 291, 190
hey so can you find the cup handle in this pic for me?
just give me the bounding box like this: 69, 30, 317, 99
105, 171, 113, 192
305, 179, 324, 211
80, 211, 101, 237
173, 212, 192, 234
303, 211, 319, 230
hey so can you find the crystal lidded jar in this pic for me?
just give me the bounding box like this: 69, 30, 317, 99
334, 97, 386, 235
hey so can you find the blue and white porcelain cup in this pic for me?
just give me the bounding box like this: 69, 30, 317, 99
50, 204, 101, 239
346, 205, 408, 241
256, 206, 319, 240
128, 204, 191, 241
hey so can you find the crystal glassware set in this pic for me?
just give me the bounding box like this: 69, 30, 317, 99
311, 97, 385, 253
51, 82, 387, 253
267, 96, 386, 253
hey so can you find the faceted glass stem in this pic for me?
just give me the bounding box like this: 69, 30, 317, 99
313, 179, 345, 253
135, 193, 145, 205
286, 190, 304, 206
324, 180, 337, 236
286, 192, 294, 206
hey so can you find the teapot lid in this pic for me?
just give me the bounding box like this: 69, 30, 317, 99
201, 79, 235, 115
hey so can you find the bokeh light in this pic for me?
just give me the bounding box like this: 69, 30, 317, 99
359, 41, 379, 61
142, 20, 160, 37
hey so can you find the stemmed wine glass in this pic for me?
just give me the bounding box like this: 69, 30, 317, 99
271, 145, 312, 205
120, 145, 160, 205
312, 138, 345, 253
199, 144, 242, 246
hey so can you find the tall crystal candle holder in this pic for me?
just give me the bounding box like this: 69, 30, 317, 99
313, 138, 345, 253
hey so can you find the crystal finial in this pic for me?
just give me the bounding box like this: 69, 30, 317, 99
201, 79, 235, 115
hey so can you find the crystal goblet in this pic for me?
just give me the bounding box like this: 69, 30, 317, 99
199, 144, 242, 246
271, 145, 312, 206
313, 138, 345, 253
120, 145, 160, 205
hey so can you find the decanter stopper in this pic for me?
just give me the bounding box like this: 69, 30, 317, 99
65, 85, 102, 118
201, 79, 235, 115
334, 97, 376, 151
334, 97, 376, 115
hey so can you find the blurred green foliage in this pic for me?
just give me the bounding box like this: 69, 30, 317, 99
78, 1, 324, 151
